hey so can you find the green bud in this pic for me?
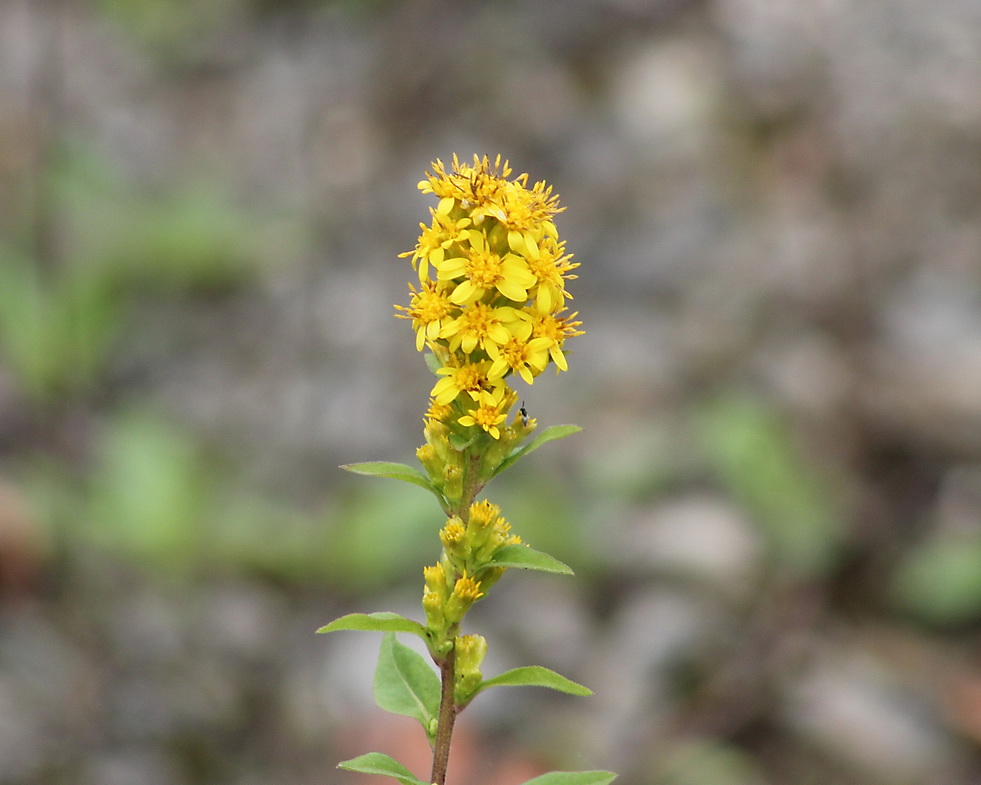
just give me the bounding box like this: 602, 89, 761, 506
464, 500, 499, 561
454, 634, 487, 704
474, 565, 506, 592
422, 587, 445, 634
442, 464, 463, 505
443, 574, 483, 625
425, 418, 452, 462
417, 443, 443, 486
439, 518, 468, 569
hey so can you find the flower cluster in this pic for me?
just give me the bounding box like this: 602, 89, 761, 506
396, 155, 582, 442
397, 156, 583, 672
422, 499, 521, 697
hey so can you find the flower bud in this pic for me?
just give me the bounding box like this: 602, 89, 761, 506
454, 634, 487, 704
474, 565, 506, 592
424, 414, 453, 462
465, 499, 500, 558
417, 444, 442, 485
441, 464, 463, 505
423, 562, 449, 596
439, 518, 467, 568
444, 574, 483, 624
422, 587, 445, 634
421, 563, 450, 637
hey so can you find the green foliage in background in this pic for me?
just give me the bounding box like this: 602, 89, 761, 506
655, 739, 767, 785
696, 393, 845, 579
323, 482, 444, 592
24, 408, 335, 582
892, 533, 981, 625
0, 147, 284, 404
54, 148, 276, 294
0, 249, 121, 401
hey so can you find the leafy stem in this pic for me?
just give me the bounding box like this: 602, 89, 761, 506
430, 645, 458, 785
427, 447, 479, 782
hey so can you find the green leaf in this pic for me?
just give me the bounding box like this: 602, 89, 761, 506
341, 461, 434, 492
337, 752, 428, 785
520, 771, 618, 785
341, 461, 447, 509
373, 633, 440, 738
477, 665, 592, 696
488, 543, 573, 575
317, 612, 430, 640
494, 424, 582, 477
424, 351, 442, 375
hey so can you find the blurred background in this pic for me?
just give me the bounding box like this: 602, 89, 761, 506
3, 0, 981, 783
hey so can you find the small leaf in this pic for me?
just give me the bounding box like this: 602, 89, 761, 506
494, 424, 582, 477
478, 665, 592, 696
341, 461, 447, 510
340, 461, 435, 492
488, 543, 573, 575
424, 351, 442, 375
373, 633, 440, 737
337, 752, 428, 785
449, 432, 477, 451
520, 771, 618, 785
317, 612, 430, 640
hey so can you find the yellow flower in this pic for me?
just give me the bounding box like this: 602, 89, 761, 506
451, 574, 483, 603
435, 231, 537, 305
458, 384, 510, 439
419, 154, 512, 207
486, 333, 552, 384
523, 239, 578, 314
431, 360, 492, 405
444, 572, 484, 623
424, 399, 454, 424
468, 499, 502, 531
523, 308, 584, 372
439, 519, 467, 555
399, 206, 472, 283
442, 302, 517, 355
394, 280, 457, 351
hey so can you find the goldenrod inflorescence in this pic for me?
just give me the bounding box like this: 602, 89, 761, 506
396, 154, 583, 654
396, 154, 583, 441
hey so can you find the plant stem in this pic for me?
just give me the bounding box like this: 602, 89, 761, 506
430, 645, 457, 785
429, 448, 481, 784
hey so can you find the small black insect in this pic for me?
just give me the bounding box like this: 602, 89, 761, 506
519, 402, 529, 426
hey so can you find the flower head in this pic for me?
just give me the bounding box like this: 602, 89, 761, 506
394, 280, 457, 351
396, 155, 582, 411
457, 384, 512, 440
431, 360, 493, 405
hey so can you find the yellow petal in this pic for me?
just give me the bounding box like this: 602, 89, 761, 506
450, 280, 479, 305
488, 358, 508, 379
496, 279, 529, 302
522, 231, 539, 257
488, 324, 510, 345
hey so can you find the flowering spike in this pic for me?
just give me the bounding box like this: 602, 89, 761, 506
395, 155, 581, 427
